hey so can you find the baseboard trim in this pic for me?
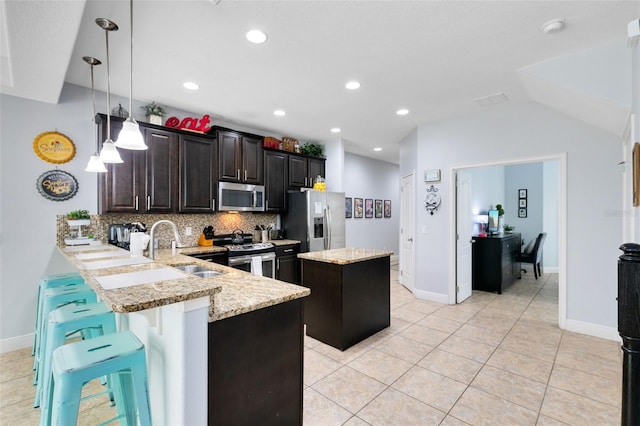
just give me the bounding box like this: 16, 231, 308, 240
0, 333, 33, 354
412, 289, 449, 304
565, 319, 620, 342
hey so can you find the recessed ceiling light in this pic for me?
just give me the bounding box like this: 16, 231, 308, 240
541, 19, 565, 34
183, 81, 199, 90
273, 109, 286, 116
396, 109, 409, 115
345, 81, 360, 90
331, 128, 341, 133
373, 147, 382, 152
246, 30, 268, 44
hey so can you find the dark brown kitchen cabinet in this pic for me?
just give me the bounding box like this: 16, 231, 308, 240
215, 129, 263, 184
472, 233, 522, 294
288, 155, 325, 189
264, 149, 288, 212
98, 115, 178, 214
179, 134, 217, 213
275, 243, 300, 284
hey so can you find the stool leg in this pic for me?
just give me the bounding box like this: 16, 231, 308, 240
131, 364, 152, 426
51, 374, 82, 426
35, 320, 65, 408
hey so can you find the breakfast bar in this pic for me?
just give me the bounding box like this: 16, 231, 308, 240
298, 247, 392, 350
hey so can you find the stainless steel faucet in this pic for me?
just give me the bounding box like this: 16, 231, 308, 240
148, 220, 185, 260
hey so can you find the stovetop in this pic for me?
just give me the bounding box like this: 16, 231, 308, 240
212, 234, 275, 256
225, 242, 275, 252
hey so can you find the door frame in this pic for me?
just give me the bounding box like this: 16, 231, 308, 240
400, 171, 416, 292
448, 153, 567, 330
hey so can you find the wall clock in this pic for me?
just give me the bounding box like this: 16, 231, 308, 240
33, 131, 76, 164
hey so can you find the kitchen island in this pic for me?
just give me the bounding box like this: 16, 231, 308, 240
53, 242, 309, 425
298, 247, 392, 350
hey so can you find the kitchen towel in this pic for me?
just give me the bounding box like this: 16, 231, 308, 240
250, 256, 262, 276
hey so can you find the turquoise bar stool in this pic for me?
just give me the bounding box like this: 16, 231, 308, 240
33, 285, 96, 386
48, 331, 152, 426
36, 301, 116, 414
32, 273, 85, 356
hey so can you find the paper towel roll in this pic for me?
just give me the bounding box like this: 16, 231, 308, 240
250, 256, 263, 276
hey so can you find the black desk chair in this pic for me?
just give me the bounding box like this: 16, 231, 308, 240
518, 232, 547, 279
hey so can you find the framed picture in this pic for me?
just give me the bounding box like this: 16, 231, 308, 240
518, 208, 527, 218
519, 199, 527, 208
365, 199, 374, 218
384, 200, 391, 218
519, 189, 527, 199
345, 197, 352, 218
354, 198, 363, 218
375, 199, 383, 218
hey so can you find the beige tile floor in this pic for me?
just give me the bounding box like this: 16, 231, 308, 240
0, 268, 622, 425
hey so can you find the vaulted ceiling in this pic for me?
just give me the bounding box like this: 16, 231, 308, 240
2, 1, 638, 164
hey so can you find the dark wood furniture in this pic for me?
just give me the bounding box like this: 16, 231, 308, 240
300, 255, 390, 350
214, 128, 263, 184
98, 116, 178, 214
208, 299, 304, 425
275, 243, 300, 284
472, 233, 522, 294
288, 155, 325, 189
264, 149, 288, 212
178, 134, 217, 213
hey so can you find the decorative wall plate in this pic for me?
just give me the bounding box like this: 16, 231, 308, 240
33, 131, 76, 164
425, 185, 441, 215
36, 170, 78, 201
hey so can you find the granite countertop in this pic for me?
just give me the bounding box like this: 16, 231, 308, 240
298, 247, 393, 265
58, 243, 309, 322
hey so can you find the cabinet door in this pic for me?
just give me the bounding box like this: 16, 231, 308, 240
242, 136, 263, 184
307, 157, 325, 183
288, 155, 308, 187
277, 255, 299, 284
100, 120, 143, 213
217, 130, 241, 182
144, 128, 177, 213
264, 151, 288, 212
180, 135, 217, 213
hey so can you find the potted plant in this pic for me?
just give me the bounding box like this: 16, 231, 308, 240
66, 209, 91, 226
141, 101, 166, 125
503, 224, 515, 233
299, 143, 325, 158
495, 204, 505, 233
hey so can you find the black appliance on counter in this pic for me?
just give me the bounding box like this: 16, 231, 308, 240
209, 233, 276, 278
108, 222, 146, 250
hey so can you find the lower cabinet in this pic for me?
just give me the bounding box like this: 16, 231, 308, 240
208, 299, 304, 425
275, 243, 300, 284
186, 251, 227, 265
472, 233, 522, 294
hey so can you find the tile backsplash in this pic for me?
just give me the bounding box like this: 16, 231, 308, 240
57, 212, 279, 248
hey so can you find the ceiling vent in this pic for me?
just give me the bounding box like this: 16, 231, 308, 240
474, 92, 509, 107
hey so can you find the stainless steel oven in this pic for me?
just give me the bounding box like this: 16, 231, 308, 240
228, 251, 276, 278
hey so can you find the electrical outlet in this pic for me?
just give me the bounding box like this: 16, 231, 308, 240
186, 226, 192, 236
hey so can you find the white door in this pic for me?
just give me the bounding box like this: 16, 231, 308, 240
400, 172, 415, 292
456, 170, 473, 303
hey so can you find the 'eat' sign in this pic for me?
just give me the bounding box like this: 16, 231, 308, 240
165, 114, 211, 133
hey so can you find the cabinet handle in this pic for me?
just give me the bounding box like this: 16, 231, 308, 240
244, 170, 247, 181
304, 177, 308, 187
146, 196, 150, 211
237, 169, 240, 180
212, 198, 216, 211
276, 259, 280, 270
135, 196, 139, 211
266, 200, 269, 210
284, 249, 293, 253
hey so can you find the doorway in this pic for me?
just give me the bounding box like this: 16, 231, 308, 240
400, 172, 416, 293
450, 153, 567, 329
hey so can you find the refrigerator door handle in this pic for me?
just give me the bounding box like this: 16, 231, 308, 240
326, 205, 332, 249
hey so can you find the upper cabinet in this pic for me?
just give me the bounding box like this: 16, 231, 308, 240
288, 155, 325, 189
98, 116, 178, 214
179, 134, 217, 213
215, 129, 263, 185
264, 149, 289, 212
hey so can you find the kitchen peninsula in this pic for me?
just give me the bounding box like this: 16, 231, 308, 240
53, 241, 309, 425
299, 247, 392, 350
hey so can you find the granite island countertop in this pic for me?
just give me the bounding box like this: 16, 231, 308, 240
58, 243, 309, 322
298, 247, 393, 265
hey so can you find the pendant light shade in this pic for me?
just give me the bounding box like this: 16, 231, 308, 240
85, 154, 108, 172
114, 0, 147, 150
99, 140, 124, 163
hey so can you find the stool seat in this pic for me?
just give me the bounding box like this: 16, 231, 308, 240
49, 331, 152, 426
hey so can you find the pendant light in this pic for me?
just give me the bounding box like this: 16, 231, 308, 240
96, 18, 123, 164
83, 56, 107, 173
114, 0, 147, 150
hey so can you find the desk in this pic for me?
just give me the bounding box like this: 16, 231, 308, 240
472, 233, 521, 294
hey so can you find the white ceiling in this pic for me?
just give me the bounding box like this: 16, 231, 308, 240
1, 1, 638, 164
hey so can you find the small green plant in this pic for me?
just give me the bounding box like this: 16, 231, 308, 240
503, 224, 515, 232
141, 101, 166, 117
66, 209, 90, 220
300, 143, 325, 158
495, 204, 505, 216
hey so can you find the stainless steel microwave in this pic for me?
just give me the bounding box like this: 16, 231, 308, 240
218, 182, 265, 212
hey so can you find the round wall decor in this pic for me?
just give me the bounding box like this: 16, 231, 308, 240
33, 131, 76, 164
36, 170, 78, 201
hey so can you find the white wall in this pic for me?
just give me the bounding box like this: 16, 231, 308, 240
505, 162, 543, 248
343, 153, 399, 254
467, 165, 505, 215
403, 101, 622, 330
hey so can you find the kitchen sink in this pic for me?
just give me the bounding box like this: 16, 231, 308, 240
172, 264, 223, 278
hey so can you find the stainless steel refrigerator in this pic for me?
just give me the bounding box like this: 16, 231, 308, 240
283, 191, 346, 252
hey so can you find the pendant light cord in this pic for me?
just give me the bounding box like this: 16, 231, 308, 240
90, 63, 98, 152
128, 0, 134, 116
105, 28, 111, 141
